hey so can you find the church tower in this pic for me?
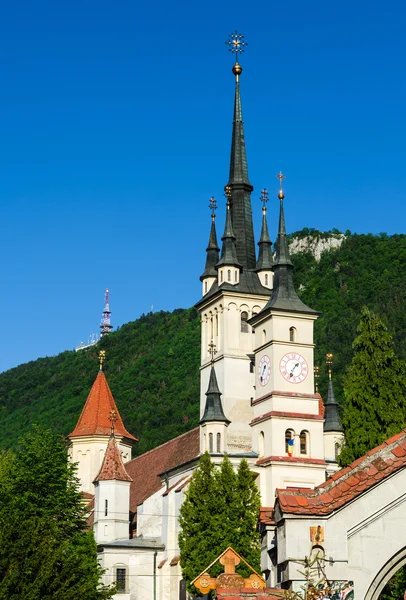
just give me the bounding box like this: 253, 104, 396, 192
196, 32, 272, 454
250, 178, 326, 506
68, 351, 137, 494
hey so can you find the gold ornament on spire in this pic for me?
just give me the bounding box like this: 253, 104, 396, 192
209, 196, 217, 222
326, 353, 334, 379
276, 171, 286, 200
224, 185, 232, 210
314, 365, 320, 393
99, 350, 106, 371
109, 408, 118, 436
208, 340, 217, 365
225, 30, 247, 82
260, 188, 269, 214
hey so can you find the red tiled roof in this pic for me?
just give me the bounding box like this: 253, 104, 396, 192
94, 435, 133, 483
69, 371, 137, 443
277, 429, 406, 516
317, 393, 325, 418
259, 507, 275, 526
125, 428, 200, 512
170, 555, 180, 566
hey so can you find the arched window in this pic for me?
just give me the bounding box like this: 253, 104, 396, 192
220, 271, 223, 282
210, 315, 213, 339
289, 327, 296, 342
252, 312, 257, 334
262, 329, 266, 344
204, 281, 207, 294
285, 429, 295, 455
215, 314, 218, 336
259, 431, 265, 457
216, 432, 221, 453
234, 270, 237, 282
335, 442, 340, 459
209, 433, 213, 453
115, 567, 127, 593
105, 499, 108, 516
265, 273, 268, 285
241, 311, 249, 333
204, 433, 207, 451
300, 430, 309, 455
227, 269, 231, 282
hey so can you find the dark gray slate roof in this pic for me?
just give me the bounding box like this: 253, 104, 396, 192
256, 209, 273, 271
324, 377, 343, 432
217, 204, 240, 268
196, 269, 272, 308
200, 218, 220, 281
200, 365, 230, 424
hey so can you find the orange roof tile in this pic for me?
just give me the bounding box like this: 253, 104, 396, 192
94, 435, 133, 483
69, 371, 137, 442
125, 428, 200, 512
276, 428, 406, 516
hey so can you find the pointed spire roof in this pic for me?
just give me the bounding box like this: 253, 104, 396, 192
200, 365, 230, 424
260, 182, 319, 315
256, 201, 273, 272
324, 373, 343, 433
201, 200, 220, 281
216, 202, 241, 269
69, 371, 137, 443
94, 434, 133, 483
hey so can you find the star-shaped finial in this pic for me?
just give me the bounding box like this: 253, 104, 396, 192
225, 31, 247, 55
99, 350, 106, 371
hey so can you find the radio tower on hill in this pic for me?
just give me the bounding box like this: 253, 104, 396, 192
100, 288, 113, 337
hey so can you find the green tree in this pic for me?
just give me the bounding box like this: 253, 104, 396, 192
339, 307, 406, 466
178, 453, 261, 593
0, 425, 114, 600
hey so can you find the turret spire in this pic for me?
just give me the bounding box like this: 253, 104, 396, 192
256, 189, 273, 272
324, 354, 343, 432
200, 343, 230, 425
216, 198, 241, 270
224, 31, 256, 271
261, 174, 318, 314
200, 197, 220, 282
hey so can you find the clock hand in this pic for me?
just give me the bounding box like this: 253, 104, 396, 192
289, 363, 300, 377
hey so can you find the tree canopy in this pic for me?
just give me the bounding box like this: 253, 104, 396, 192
0, 425, 114, 600
339, 307, 406, 466
178, 453, 260, 593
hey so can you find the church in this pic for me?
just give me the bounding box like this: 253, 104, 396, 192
67, 34, 406, 599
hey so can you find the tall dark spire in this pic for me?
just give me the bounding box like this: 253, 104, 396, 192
216, 201, 240, 269
201, 197, 220, 281
262, 174, 318, 315
224, 31, 256, 271
200, 364, 230, 424
256, 189, 273, 272
324, 354, 342, 432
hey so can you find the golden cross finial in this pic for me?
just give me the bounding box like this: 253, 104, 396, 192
99, 350, 106, 371
209, 196, 217, 221
224, 186, 232, 210
208, 340, 217, 365
314, 365, 320, 393
260, 188, 269, 213
276, 171, 286, 200
109, 409, 118, 435
326, 353, 334, 379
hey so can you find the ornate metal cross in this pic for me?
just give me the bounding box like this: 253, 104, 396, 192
209, 196, 217, 220
208, 340, 217, 364
225, 30, 247, 55
260, 188, 269, 209
109, 408, 117, 435
99, 350, 106, 370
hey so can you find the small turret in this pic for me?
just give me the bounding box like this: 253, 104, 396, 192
201, 197, 220, 296
93, 411, 132, 543
256, 188, 273, 289
216, 194, 241, 286
323, 354, 344, 471
200, 342, 230, 454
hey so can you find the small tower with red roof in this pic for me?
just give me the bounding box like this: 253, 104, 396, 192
68, 351, 137, 494
93, 412, 133, 543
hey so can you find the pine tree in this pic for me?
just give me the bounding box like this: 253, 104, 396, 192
339, 307, 406, 466
178, 453, 261, 592
0, 425, 114, 600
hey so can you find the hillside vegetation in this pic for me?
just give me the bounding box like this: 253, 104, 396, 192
1, 230, 406, 454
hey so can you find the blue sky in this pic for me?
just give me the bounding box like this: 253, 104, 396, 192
1, 0, 406, 372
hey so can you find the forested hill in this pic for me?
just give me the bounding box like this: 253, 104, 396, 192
1, 230, 406, 454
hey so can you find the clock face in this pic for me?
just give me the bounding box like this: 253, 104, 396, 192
258, 355, 271, 386
280, 353, 309, 384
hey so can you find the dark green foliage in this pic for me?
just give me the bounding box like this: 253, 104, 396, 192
0, 308, 200, 456
0, 425, 114, 600
338, 307, 406, 466
178, 454, 260, 593
380, 567, 406, 600
1, 233, 406, 458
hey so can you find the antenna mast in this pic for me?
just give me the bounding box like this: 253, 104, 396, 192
100, 288, 113, 337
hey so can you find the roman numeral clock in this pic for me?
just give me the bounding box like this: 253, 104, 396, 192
280, 353, 309, 384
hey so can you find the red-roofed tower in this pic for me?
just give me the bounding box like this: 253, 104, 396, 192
68, 351, 137, 493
